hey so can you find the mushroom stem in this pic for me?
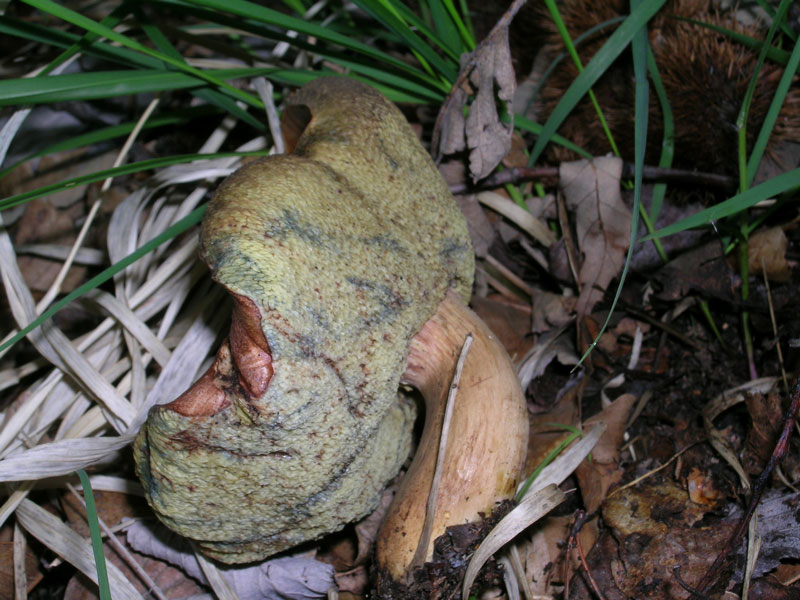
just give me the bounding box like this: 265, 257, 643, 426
376, 290, 529, 582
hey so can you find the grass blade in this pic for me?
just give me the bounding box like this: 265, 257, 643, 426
542, 0, 620, 156
0, 206, 206, 354
138, 13, 265, 131
0, 107, 219, 178
737, 0, 792, 192
513, 114, 591, 159
0, 67, 271, 106
0, 151, 265, 210
77, 470, 111, 600
350, 0, 458, 82
577, 0, 650, 367
0, 16, 164, 70
746, 20, 800, 186
529, 0, 667, 165
159, 0, 445, 89
644, 46, 674, 223
643, 168, 800, 240
21, 0, 264, 109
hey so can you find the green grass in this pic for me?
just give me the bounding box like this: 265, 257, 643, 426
77, 470, 111, 600
1, 0, 795, 377
3, 2, 799, 596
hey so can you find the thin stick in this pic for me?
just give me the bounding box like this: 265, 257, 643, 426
447, 163, 737, 194
253, 77, 285, 154
570, 510, 605, 600
409, 334, 474, 573
607, 443, 697, 499
691, 376, 800, 596
36, 97, 161, 314
485, 254, 534, 296
761, 258, 789, 394
66, 483, 170, 600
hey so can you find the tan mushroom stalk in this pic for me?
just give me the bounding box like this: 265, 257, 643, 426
133, 78, 528, 577
377, 291, 528, 581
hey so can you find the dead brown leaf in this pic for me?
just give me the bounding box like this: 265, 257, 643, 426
653, 240, 736, 301
463, 26, 515, 181
749, 226, 791, 282
523, 515, 571, 596
584, 479, 734, 600
583, 393, 635, 465
525, 380, 581, 475
15, 198, 88, 294
531, 289, 577, 333
742, 389, 783, 476
433, 2, 524, 181
559, 157, 631, 322
0, 540, 43, 600
454, 195, 496, 258
573, 393, 635, 519
471, 294, 534, 361
436, 84, 469, 157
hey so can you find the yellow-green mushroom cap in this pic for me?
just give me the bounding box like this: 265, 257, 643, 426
134, 77, 474, 563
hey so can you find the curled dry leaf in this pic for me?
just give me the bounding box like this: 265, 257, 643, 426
433, 9, 519, 181
531, 289, 577, 333
464, 26, 516, 181
703, 377, 778, 490
558, 157, 631, 322
126, 520, 334, 600
575, 393, 635, 513
748, 226, 791, 282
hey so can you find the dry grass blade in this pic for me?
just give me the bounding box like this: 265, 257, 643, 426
195, 549, 239, 600
463, 424, 606, 597
522, 422, 606, 497
13, 521, 26, 600
83, 289, 171, 368
411, 333, 473, 572
0, 435, 135, 481
477, 191, 556, 247
703, 377, 777, 489
0, 66, 261, 593
15, 499, 143, 600
462, 484, 566, 598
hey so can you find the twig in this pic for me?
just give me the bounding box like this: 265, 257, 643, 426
448, 163, 737, 195
761, 258, 789, 394
673, 564, 707, 599
688, 375, 800, 596
619, 303, 702, 350
409, 334, 474, 573
569, 510, 605, 600
66, 483, 170, 600
607, 443, 699, 499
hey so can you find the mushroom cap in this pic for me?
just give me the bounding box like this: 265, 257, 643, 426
134, 78, 474, 563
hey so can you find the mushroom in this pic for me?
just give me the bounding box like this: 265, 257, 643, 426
134, 78, 528, 582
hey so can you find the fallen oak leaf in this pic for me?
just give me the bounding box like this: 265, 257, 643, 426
464, 25, 515, 181
559, 157, 631, 326
433, 0, 527, 182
